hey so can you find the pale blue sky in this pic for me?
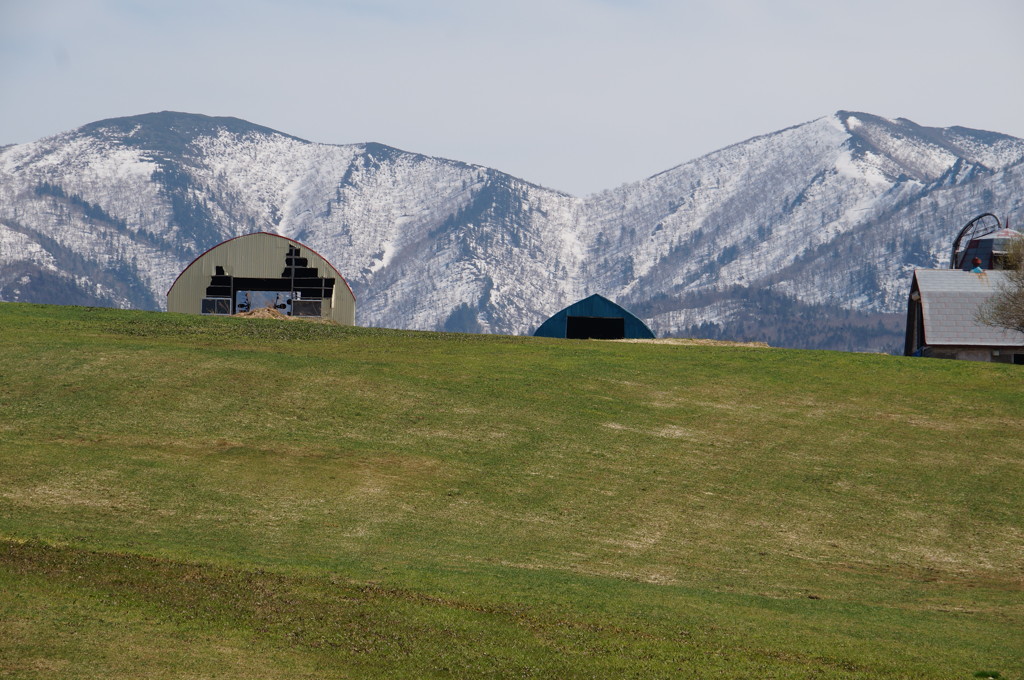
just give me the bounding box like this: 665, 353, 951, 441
2, 0, 1022, 194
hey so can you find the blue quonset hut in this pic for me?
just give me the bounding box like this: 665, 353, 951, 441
534, 294, 655, 340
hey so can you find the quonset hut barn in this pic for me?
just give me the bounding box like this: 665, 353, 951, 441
167, 232, 355, 324
534, 294, 655, 340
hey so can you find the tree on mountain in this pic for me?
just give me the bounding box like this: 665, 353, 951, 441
978, 238, 1024, 333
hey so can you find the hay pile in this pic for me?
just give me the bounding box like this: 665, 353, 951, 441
232, 307, 336, 325
233, 307, 289, 320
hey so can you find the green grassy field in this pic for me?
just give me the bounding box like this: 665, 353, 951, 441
1, 302, 1021, 679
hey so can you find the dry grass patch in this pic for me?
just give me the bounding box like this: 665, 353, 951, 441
609, 338, 771, 347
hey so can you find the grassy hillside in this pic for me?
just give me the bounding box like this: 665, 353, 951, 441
1, 303, 1021, 679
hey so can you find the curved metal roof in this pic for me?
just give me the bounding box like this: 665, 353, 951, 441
167, 232, 354, 300
974, 228, 1022, 241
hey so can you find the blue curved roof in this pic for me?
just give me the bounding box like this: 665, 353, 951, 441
534, 294, 655, 339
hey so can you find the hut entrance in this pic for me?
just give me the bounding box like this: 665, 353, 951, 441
235, 290, 291, 315
566, 315, 625, 339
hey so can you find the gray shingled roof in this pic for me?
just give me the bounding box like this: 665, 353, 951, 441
914, 269, 1024, 346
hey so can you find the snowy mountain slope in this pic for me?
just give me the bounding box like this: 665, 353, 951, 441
2, 110, 1022, 351
0, 112, 586, 332
577, 111, 1024, 348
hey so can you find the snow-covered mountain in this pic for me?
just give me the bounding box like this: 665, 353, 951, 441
2, 110, 1023, 351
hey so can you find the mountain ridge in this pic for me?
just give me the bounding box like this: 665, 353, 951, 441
2, 110, 1022, 351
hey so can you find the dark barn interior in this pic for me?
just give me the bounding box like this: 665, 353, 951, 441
566, 315, 625, 339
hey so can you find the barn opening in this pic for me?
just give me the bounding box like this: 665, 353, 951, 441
566, 315, 625, 339
202, 244, 335, 316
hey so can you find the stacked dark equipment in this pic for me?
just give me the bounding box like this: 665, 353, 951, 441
203, 245, 334, 315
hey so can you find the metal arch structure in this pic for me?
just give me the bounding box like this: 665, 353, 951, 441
951, 213, 1002, 269
533, 294, 655, 340
166, 232, 356, 324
